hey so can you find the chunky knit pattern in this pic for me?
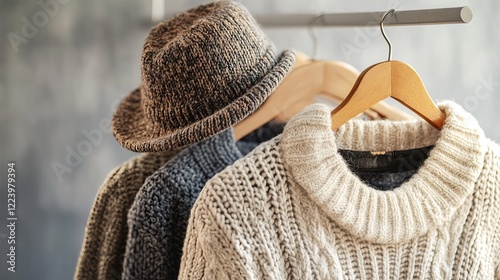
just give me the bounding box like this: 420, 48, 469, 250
112, 1, 295, 152
74, 151, 178, 280
123, 124, 283, 279
179, 102, 500, 280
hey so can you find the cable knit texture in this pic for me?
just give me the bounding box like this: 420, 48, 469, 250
123, 124, 283, 280
179, 101, 500, 280
74, 151, 178, 280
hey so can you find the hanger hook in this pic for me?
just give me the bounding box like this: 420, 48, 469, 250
380, 9, 395, 61
308, 13, 324, 60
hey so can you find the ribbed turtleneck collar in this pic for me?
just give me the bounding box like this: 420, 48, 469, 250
280, 101, 486, 244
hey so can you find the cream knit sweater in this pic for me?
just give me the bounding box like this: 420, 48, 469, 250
179, 102, 500, 280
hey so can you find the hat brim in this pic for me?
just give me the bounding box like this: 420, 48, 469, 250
112, 50, 295, 152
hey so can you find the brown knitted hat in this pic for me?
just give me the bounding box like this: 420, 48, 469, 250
112, 1, 295, 152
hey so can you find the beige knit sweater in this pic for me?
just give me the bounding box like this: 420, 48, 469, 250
75, 151, 178, 280
179, 102, 500, 279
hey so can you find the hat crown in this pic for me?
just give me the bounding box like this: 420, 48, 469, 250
141, 1, 277, 130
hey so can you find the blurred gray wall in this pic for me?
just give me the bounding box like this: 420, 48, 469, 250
0, 0, 498, 279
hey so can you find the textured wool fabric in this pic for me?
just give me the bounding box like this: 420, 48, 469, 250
179, 101, 500, 280
122, 123, 283, 280
357, 170, 415, 191
74, 150, 178, 280
112, 1, 295, 152
338, 146, 432, 191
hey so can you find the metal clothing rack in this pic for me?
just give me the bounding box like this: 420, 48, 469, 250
151, 4, 473, 27
255, 7, 472, 27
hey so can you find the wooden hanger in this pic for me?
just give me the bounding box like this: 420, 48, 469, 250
233, 52, 412, 140
273, 57, 380, 121
275, 53, 412, 121
330, 10, 445, 131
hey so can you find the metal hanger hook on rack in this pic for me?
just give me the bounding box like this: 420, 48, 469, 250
308, 13, 325, 60
380, 9, 395, 61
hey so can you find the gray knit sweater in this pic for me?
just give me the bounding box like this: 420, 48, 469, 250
122, 124, 283, 279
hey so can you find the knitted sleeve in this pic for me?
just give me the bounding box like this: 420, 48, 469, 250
494, 143, 500, 278
492, 142, 500, 279
179, 184, 248, 280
